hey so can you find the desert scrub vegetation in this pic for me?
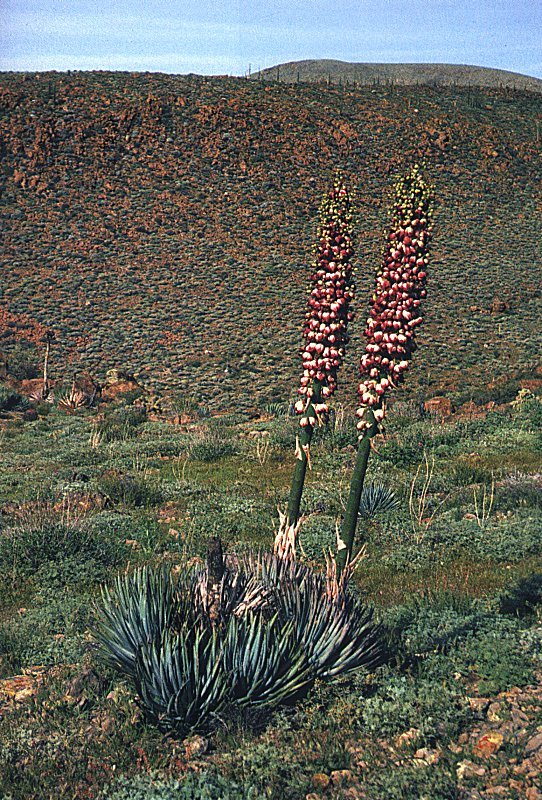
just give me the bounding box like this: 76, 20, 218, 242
1, 73, 541, 408
0, 390, 541, 798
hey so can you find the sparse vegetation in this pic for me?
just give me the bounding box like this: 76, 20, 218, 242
0, 399, 540, 799
0, 69, 541, 800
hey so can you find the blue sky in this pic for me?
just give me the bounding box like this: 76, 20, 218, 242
1, 0, 541, 78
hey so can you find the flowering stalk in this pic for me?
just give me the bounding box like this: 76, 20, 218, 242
275, 175, 355, 558
336, 165, 433, 571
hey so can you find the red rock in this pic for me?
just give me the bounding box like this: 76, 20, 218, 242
473, 731, 504, 758
424, 396, 453, 418
311, 773, 330, 790
525, 733, 542, 754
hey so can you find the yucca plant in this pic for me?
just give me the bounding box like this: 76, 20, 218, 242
56, 375, 89, 412
94, 565, 181, 678
239, 551, 383, 678
276, 174, 356, 558
135, 625, 228, 735
337, 165, 433, 572
358, 482, 400, 519
94, 550, 383, 736
223, 613, 313, 707
276, 566, 382, 678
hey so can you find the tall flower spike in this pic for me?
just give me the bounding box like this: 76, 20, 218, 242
295, 174, 356, 422
276, 174, 356, 559
337, 165, 433, 574
355, 164, 433, 436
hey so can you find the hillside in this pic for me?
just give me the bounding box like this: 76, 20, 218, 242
254, 60, 542, 93
0, 71, 541, 410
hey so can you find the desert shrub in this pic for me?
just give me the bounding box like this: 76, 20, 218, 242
384, 591, 491, 659
86, 511, 166, 554
448, 460, 494, 486
383, 593, 536, 696
379, 508, 542, 567
299, 485, 398, 563
455, 630, 535, 694
0, 385, 29, 412
176, 494, 272, 555
97, 470, 163, 507
386, 399, 425, 428
378, 424, 462, 467
268, 418, 297, 449
263, 401, 289, 419
512, 388, 542, 416
190, 429, 237, 462
95, 407, 146, 442
104, 773, 258, 800
460, 511, 542, 561
360, 668, 469, 741
3, 342, 39, 380
454, 381, 520, 407
494, 477, 542, 511
116, 387, 146, 406
499, 573, 542, 617
0, 594, 92, 675
0, 518, 128, 585
361, 762, 459, 800
299, 515, 336, 561
377, 436, 424, 468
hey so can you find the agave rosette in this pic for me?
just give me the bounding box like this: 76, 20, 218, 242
356, 165, 433, 435
94, 552, 383, 735
295, 175, 356, 427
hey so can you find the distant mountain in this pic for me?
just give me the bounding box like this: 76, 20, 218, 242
252, 60, 542, 93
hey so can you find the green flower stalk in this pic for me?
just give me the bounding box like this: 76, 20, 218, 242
275, 175, 356, 558
336, 165, 433, 572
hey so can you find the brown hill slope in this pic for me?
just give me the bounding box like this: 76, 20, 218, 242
254, 60, 542, 93
0, 72, 541, 410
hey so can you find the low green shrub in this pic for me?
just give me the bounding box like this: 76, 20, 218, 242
0, 594, 92, 675
361, 762, 460, 800
495, 474, 542, 511
3, 343, 39, 380
455, 630, 535, 694
190, 433, 237, 462
383, 592, 536, 698
384, 591, 490, 659
360, 669, 470, 741
448, 461, 494, 487
0, 518, 128, 585
378, 508, 542, 567
104, 772, 259, 800
299, 515, 336, 561
499, 573, 542, 617
95, 407, 147, 442
0, 385, 29, 412
97, 470, 164, 507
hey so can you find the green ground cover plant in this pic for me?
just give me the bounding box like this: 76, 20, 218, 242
0, 393, 540, 799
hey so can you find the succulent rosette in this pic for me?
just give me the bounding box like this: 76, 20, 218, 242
356, 165, 433, 435
295, 175, 356, 428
